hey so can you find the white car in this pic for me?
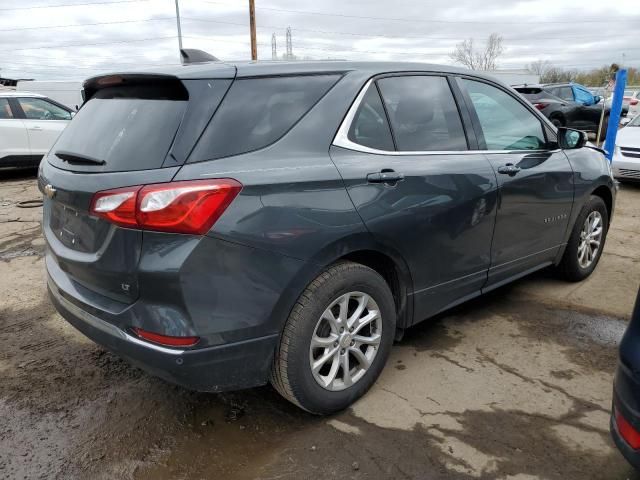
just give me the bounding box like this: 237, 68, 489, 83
613, 114, 640, 182
0, 91, 73, 169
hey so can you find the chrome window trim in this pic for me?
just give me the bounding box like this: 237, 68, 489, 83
332, 78, 560, 157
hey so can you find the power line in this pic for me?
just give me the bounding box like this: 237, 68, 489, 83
0, 17, 176, 32
181, 17, 639, 42
0, 13, 636, 44
0, 59, 177, 70
0, 0, 151, 11
202, 0, 639, 25
3, 35, 178, 53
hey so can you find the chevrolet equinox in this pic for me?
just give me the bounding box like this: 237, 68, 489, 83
40, 61, 616, 414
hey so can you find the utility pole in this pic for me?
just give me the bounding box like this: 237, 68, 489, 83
271, 33, 277, 60
249, 0, 257, 61
174, 0, 183, 61
286, 26, 292, 60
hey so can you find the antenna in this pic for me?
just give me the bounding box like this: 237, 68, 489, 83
272, 33, 277, 60
286, 26, 293, 60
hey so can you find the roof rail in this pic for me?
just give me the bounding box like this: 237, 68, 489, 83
180, 49, 219, 65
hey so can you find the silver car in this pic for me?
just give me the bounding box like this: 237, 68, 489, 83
613, 114, 640, 182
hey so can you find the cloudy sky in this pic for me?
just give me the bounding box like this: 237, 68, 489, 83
0, 0, 638, 80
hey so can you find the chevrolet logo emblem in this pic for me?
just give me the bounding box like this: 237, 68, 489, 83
44, 184, 57, 199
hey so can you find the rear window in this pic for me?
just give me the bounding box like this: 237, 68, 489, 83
49, 81, 189, 172
188, 74, 340, 162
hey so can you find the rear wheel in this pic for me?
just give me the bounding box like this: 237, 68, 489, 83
271, 261, 396, 414
551, 116, 564, 128
557, 195, 609, 282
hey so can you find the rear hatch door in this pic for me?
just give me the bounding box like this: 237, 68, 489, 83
42, 71, 234, 305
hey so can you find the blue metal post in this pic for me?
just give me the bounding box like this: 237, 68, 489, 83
604, 69, 627, 162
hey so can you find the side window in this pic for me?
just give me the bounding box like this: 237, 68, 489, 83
189, 75, 339, 162
558, 87, 574, 102
377, 75, 467, 151
461, 79, 546, 151
18, 98, 72, 120
0, 99, 14, 119
347, 84, 394, 151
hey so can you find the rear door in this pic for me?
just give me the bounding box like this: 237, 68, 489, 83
457, 77, 574, 288
0, 98, 30, 165
15, 97, 72, 157
40, 74, 233, 304
331, 74, 498, 322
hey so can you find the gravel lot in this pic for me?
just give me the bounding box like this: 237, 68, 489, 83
1, 170, 639, 480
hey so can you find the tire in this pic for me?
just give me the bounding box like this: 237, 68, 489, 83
557, 195, 609, 282
551, 117, 564, 128
271, 261, 396, 414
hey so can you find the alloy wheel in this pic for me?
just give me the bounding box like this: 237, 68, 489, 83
578, 210, 603, 269
309, 291, 382, 391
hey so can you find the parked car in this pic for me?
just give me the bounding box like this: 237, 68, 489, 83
0, 91, 73, 169
16, 80, 83, 111
548, 82, 629, 117
612, 114, 640, 182
41, 61, 616, 414
624, 90, 640, 118
611, 286, 640, 470
514, 86, 606, 133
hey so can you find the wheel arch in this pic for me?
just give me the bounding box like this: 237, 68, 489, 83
269, 234, 415, 339
591, 184, 613, 225
549, 112, 566, 126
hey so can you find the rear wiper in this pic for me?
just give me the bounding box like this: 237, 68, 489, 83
55, 150, 105, 166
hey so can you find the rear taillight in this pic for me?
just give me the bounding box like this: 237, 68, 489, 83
631, 99, 638, 106
89, 179, 242, 235
616, 407, 640, 450
132, 327, 200, 347
533, 102, 549, 110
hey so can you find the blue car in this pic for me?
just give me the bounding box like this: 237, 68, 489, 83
612, 287, 640, 469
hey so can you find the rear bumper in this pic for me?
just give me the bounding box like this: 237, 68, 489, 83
611, 360, 640, 470
48, 275, 279, 392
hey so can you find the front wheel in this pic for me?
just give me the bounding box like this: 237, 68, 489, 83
271, 261, 396, 414
557, 195, 609, 282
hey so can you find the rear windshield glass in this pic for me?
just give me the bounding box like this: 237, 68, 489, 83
49, 83, 188, 172
189, 74, 340, 162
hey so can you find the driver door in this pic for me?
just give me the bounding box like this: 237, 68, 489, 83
16, 97, 71, 158
457, 78, 574, 287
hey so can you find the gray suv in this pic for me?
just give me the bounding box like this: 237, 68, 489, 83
40, 61, 615, 414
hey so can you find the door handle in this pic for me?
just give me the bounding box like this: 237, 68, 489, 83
497, 163, 521, 175
29, 126, 43, 131
367, 170, 405, 184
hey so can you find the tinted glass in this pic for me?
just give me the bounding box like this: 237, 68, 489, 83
348, 84, 394, 151
51, 85, 187, 171
377, 76, 467, 151
0, 99, 13, 119
18, 97, 71, 120
190, 75, 339, 162
462, 79, 546, 151
558, 87, 574, 101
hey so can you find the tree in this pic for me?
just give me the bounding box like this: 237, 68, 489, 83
450, 33, 504, 70
526, 60, 552, 77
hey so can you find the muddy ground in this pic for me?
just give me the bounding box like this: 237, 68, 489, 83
1, 169, 639, 480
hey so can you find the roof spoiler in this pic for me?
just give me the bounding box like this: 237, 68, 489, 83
180, 49, 219, 65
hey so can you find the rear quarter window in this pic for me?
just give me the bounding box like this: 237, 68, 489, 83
188, 74, 340, 162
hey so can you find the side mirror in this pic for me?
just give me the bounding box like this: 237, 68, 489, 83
594, 95, 601, 104
557, 127, 587, 150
